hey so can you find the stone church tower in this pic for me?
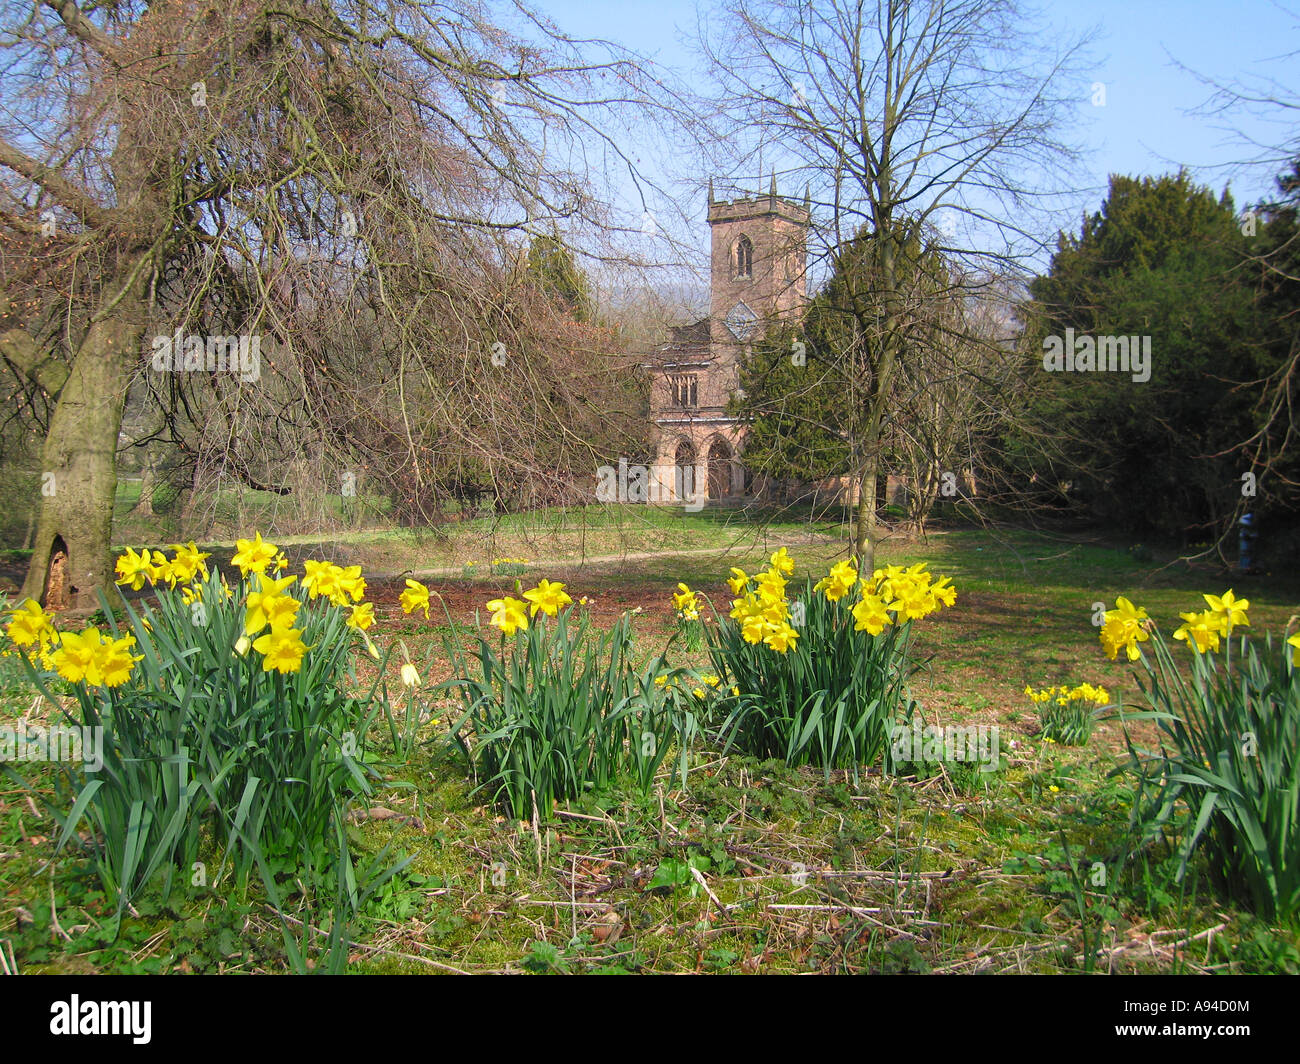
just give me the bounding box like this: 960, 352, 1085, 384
650, 178, 810, 503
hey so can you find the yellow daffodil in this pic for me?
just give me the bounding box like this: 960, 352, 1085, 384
487, 596, 529, 635
671, 582, 699, 620
764, 622, 799, 653
727, 567, 749, 595
523, 579, 573, 617
769, 547, 795, 575
814, 559, 857, 602
1100, 596, 1150, 661
1287, 633, 1300, 666
114, 547, 154, 591
1203, 589, 1249, 634
400, 662, 421, 688
232, 532, 278, 577
400, 579, 432, 618
252, 627, 308, 674
1173, 610, 1221, 654
346, 601, 375, 631
5, 599, 56, 648
167, 541, 211, 584
244, 572, 299, 635
851, 594, 891, 636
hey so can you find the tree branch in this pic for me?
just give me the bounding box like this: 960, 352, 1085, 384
0, 327, 70, 395
0, 136, 109, 228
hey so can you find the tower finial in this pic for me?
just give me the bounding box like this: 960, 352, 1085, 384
770, 171, 777, 199
803, 183, 810, 211
708, 176, 714, 205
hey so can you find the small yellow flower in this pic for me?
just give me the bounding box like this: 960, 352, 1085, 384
487, 596, 529, 635
346, 601, 375, 631
1049, 785, 1060, 793
523, 579, 573, 617
232, 532, 278, 577
400, 579, 432, 618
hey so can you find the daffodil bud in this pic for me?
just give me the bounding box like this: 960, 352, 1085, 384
400, 662, 421, 688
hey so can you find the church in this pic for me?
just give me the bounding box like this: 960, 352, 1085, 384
649, 178, 811, 505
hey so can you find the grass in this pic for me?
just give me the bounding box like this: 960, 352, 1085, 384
2, 521, 1298, 974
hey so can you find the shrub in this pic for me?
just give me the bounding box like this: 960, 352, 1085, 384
1102, 591, 1300, 921
442, 581, 693, 820
699, 551, 955, 777
3, 536, 389, 915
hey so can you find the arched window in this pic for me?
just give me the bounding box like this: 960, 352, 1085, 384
734, 235, 753, 279
707, 438, 733, 499
674, 440, 696, 501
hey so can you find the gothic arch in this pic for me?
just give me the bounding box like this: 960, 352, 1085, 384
733, 234, 753, 279
673, 438, 697, 501
706, 435, 734, 499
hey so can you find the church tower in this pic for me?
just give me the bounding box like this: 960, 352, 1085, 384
649, 179, 810, 505
707, 174, 810, 349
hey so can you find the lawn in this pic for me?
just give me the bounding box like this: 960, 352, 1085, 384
1, 521, 1297, 975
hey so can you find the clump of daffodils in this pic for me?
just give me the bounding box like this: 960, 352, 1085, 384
728, 550, 802, 654
1025, 682, 1111, 746
4, 598, 142, 688
1099, 590, 1258, 661
474, 578, 574, 637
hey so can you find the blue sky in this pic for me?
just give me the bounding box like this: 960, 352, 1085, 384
535, 0, 1297, 274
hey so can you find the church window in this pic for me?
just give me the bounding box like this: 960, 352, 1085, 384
669, 375, 698, 408
734, 235, 753, 279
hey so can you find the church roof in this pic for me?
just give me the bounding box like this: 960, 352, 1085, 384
648, 316, 712, 369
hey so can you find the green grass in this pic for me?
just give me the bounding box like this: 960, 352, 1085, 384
2, 523, 1297, 974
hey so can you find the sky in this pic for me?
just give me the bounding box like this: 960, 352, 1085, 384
532, 0, 1298, 286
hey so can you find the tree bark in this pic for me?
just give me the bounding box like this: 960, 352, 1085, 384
20, 301, 145, 615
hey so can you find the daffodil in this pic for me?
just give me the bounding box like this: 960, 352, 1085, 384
244, 572, 299, 635
851, 594, 891, 636
346, 601, 375, 631
400, 662, 421, 688
487, 596, 529, 635
114, 547, 154, 591
726, 567, 749, 596
764, 622, 800, 653
5, 599, 56, 648
769, 547, 795, 575
1099, 596, 1150, 661
1289, 633, 1300, 667
671, 582, 698, 620
1203, 589, 1249, 634
338, 565, 367, 603
167, 541, 211, 584
50, 628, 106, 685
252, 627, 308, 674
1173, 610, 1221, 654
523, 579, 573, 617
232, 532, 278, 577
400, 579, 432, 618
814, 559, 857, 603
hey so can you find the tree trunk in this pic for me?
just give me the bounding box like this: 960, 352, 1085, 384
130, 451, 158, 518
21, 312, 143, 615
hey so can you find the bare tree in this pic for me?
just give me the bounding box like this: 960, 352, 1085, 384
697, 0, 1091, 568
0, 0, 685, 610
